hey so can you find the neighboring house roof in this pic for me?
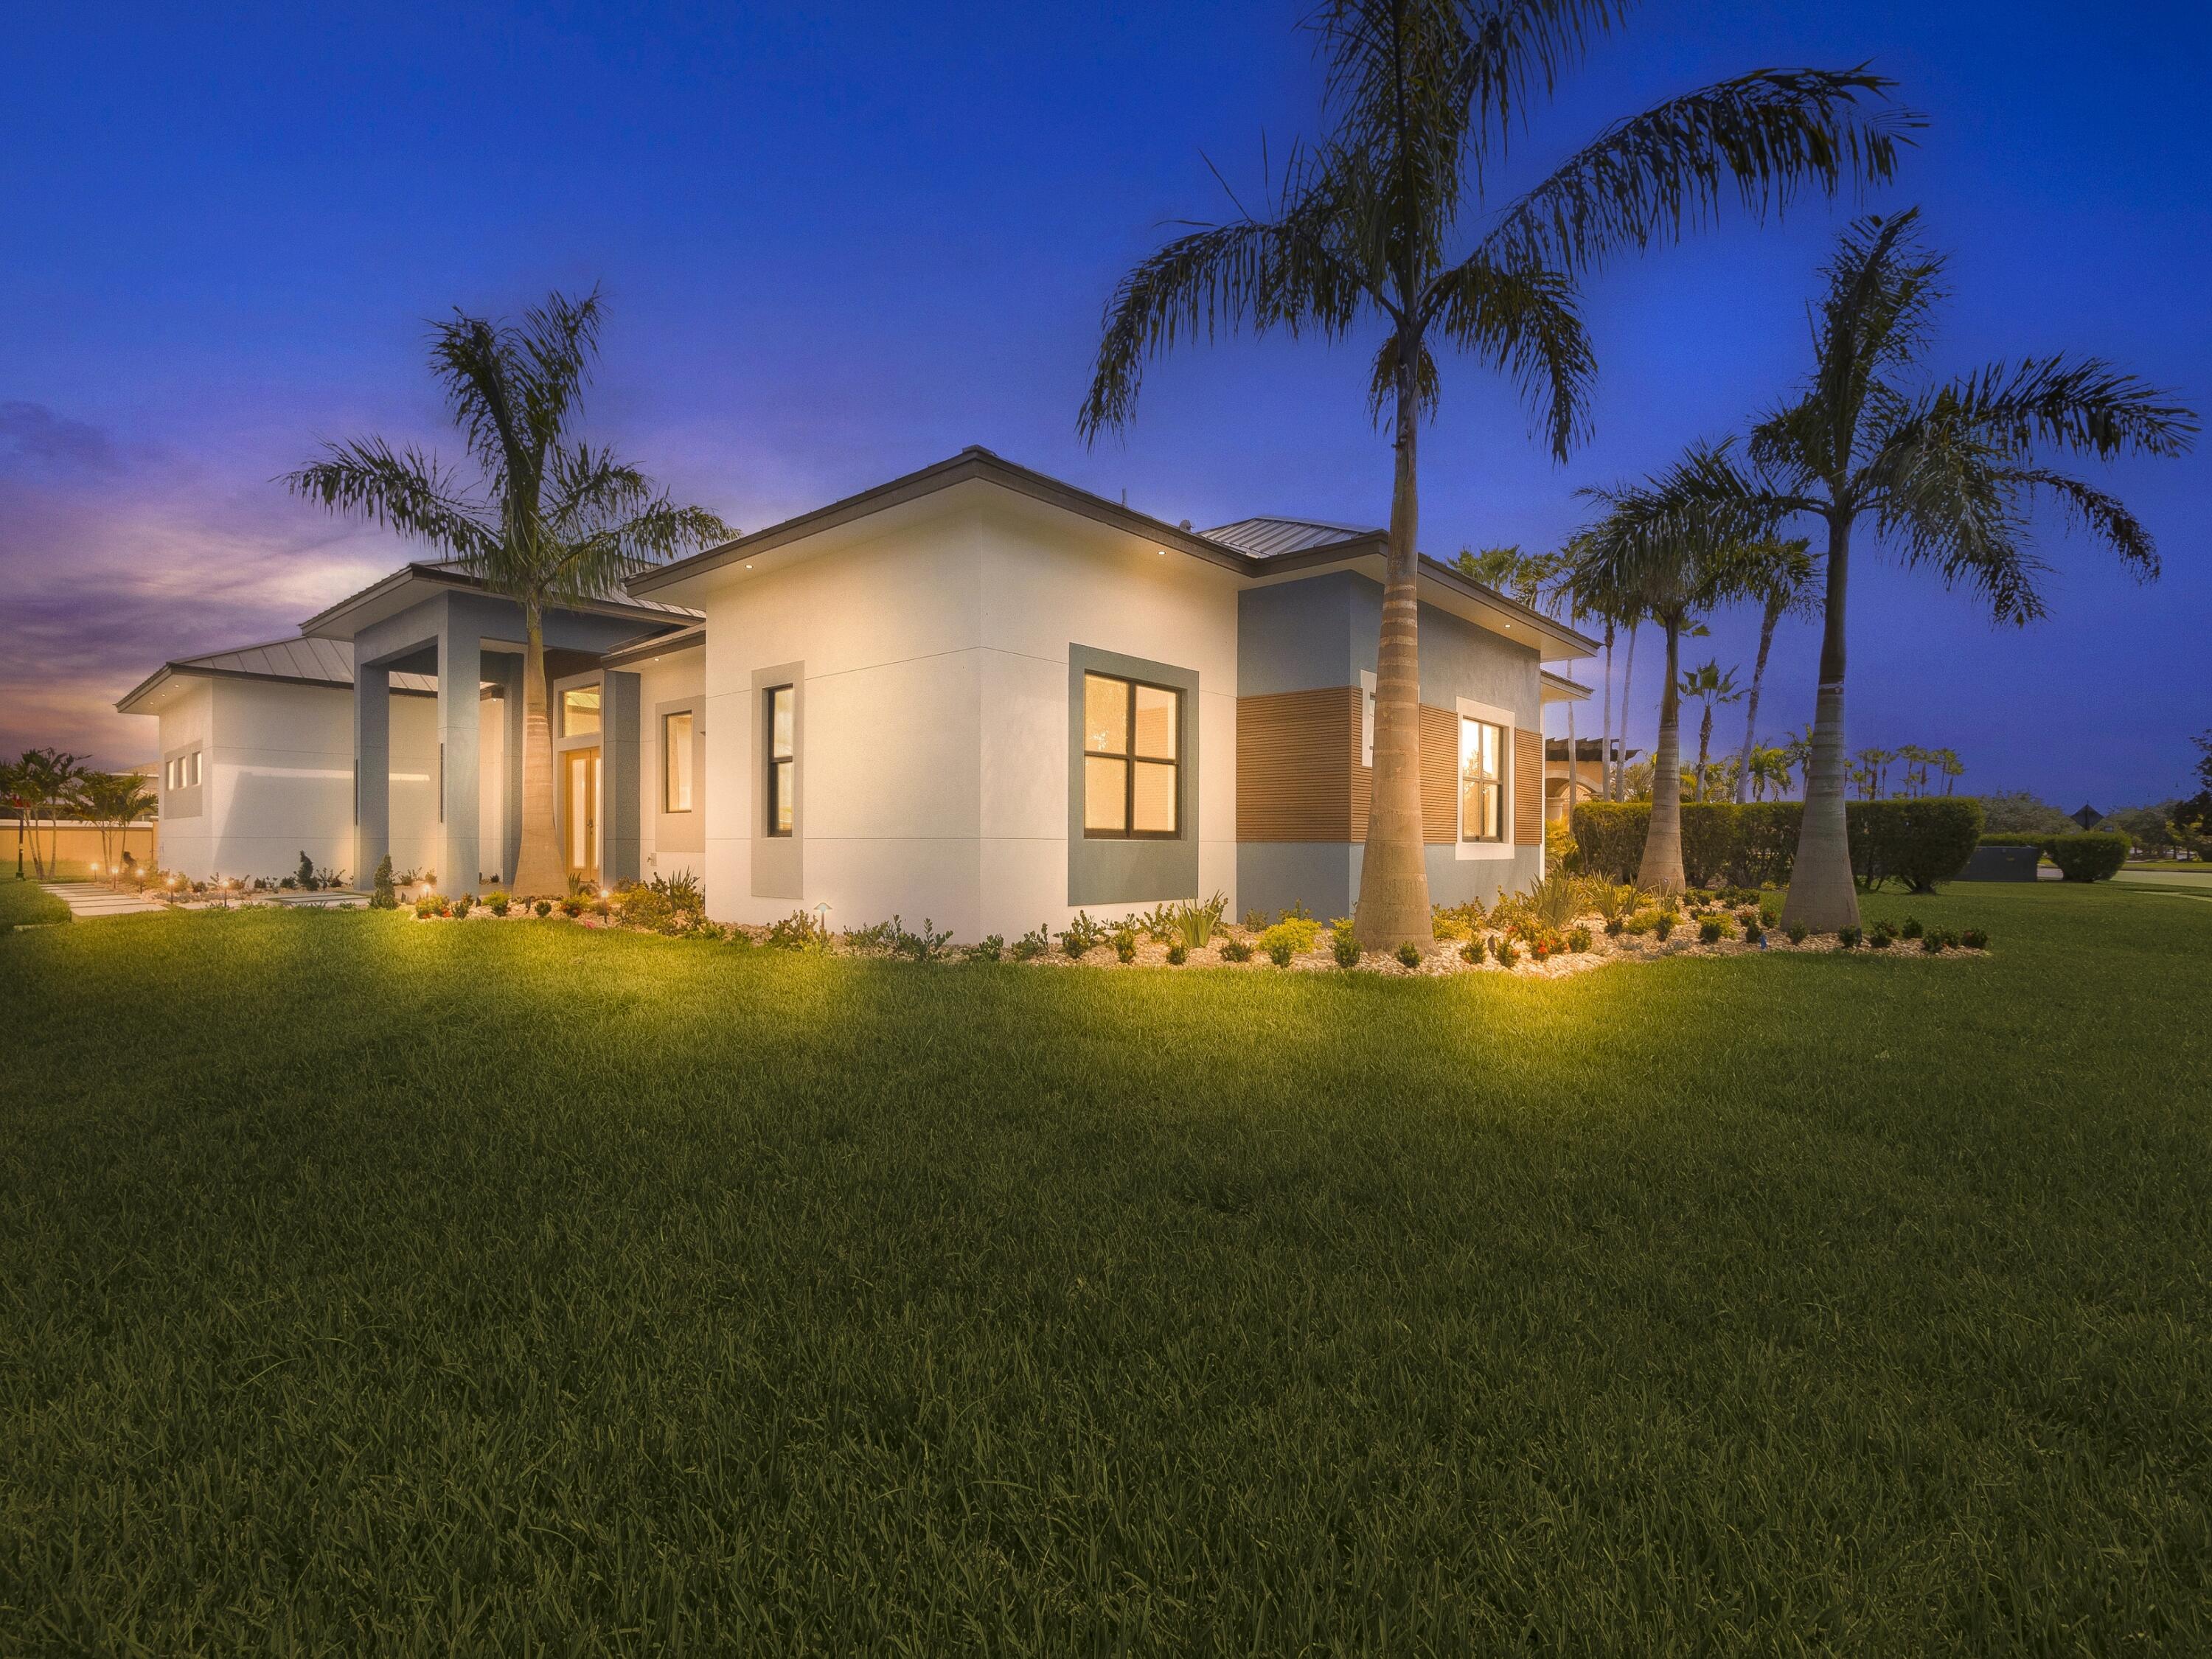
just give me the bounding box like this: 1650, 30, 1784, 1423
1546, 737, 1639, 762
1540, 669, 1593, 702
631, 446, 1599, 658
116, 635, 439, 714
1203, 517, 1381, 559
299, 559, 700, 641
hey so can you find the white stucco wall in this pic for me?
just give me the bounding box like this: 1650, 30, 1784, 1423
686, 490, 1240, 939
636, 645, 707, 887
152, 680, 216, 878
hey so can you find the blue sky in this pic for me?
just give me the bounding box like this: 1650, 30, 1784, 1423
5, 0, 2206, 805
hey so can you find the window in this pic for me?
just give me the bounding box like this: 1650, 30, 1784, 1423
1082, 671, 1180, 838
1460, 717, 1504, 841
764, 685, 794, 836
663, 710, 695, 813
167, 752, 200, 790
562, 685, 601, 737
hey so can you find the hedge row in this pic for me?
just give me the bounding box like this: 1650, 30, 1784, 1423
1571, 799, 1985, 893
1976, 830, 2131, 880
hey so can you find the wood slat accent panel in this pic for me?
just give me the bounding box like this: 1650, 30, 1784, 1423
1513, 726, 1545, 847
1237, 687, 1357, 842
1349, 702, 1461, 846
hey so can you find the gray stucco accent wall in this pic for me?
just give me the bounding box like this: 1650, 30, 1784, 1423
1066, 643, 1200, 908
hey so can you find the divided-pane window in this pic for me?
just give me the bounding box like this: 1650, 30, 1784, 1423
562, 686, 601, 737
663, 711, 694, 813
1082, 671, 1180, 838
764, 686, 794, 836
1460, 717, 1504, 842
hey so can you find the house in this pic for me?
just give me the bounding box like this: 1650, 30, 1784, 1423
1543, 737, 1638, 827
119, 449, 1595, 933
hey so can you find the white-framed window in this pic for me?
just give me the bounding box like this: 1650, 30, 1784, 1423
663, 710, 694, 813
1460, 716, 1505, 843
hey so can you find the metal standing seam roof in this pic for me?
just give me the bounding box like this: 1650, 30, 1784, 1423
164, 636, 439, 695
1201, 517, 1382, 558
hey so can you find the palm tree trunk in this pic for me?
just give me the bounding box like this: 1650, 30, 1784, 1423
1696, 700, 1714, 803
1613, 622, 1639, 801
1780, 512, 1860, 933
1353, 345, 1433, 948
1638, 616, 1686, 892
511, 603, 566, 897
1564, 692, 1579, 824
1733, 594, 1782, 804
1596, 621, 1615, 809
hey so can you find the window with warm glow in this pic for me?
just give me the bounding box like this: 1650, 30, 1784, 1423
562, 686, 601, 737
1082, 671, 1180, 838
764, 686, 794, 835
663, 711, 694, 812
1460, 717, 1504, 842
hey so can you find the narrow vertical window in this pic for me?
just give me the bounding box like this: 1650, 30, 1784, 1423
1460, 717, 1504, 842
562, 686, 601, 737
1082, 671, 1180, 838
663, 711, 695, 813
765, 685, 794, 836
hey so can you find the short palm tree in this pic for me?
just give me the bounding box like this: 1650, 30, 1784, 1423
1677, 659, 1742, 802
1747, 745, 1794, 802
1652, 210, 2195, 930
1079, 0, 1907, 946
288, 291, 730, 897
8, 748, 84, 880
1571, 456, 1762, 891
1936, 747, 1964, 795
72, 771, 156, 888
1728, 538, 1816, 801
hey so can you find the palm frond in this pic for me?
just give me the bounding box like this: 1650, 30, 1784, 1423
1422, 254, 1593, 458
2000, 466, 2161, 582
517, 289, 605, 462
1927, 355, 2197, 460
1870, 414, 2046, 624
1573, 441, 1797, 616
282, 439, 495, 558
1482, 67, 1914, 276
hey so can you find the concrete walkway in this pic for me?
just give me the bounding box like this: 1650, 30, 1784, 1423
39, 882, 167, 919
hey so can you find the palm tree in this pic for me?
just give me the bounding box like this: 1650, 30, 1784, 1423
1730, 538, 1816, 801
1856, 746, 1894, 799
1572, 457, 1763, 891
1078, 1, 1907, 945
1936, 747, 1964, 796
288, 291, 730, 897
1778, 726, 1815, 799
1652, 210, 2196, 930
72, 771, 156, 888
1678, 660, 1742, 802
9, 748, 84, 880
1747, 745, 1794, 802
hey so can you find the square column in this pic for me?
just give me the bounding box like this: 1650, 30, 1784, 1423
487, 651, 526, 886
354, 662, 390, 888
439, 622, 483, 890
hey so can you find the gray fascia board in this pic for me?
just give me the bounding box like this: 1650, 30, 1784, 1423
302, 563, 695, 641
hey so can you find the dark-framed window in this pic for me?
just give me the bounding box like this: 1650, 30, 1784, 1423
1460, 715, 1504, 842
663, 709, 694, 813
764, 685, 794, 836
562, 684, 601, 737
1082, 670, 1180, 838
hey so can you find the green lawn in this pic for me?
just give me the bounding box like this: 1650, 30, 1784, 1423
4, 885, 2208, 1653
0, 876, 70, 928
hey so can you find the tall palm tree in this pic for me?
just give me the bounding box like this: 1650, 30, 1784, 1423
1651, 210, 2195, 930
288, 291, 730, 897
1079, 0, 1907, 946
1854, 746, 1893, 799
1572, 456, 1761, 891
1678, 659, 1742, 802
1936, 747, 1964, 796
1729, 537, 1816, 801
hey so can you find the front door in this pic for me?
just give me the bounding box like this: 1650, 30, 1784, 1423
564, 747, 601, 884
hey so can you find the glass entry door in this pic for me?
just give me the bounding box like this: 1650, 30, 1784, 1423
563, 747, 601, 883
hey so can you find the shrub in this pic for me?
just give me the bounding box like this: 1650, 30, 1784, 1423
1265, 936, 1295, 967
1699, 917, 1724, 945
1742, 919, 1764, 946
1653, 913, 1675, 942
1921, 931, 1944, 953
1258, 917, 1321, 958
1975, 832, 2048, 849
1733, 803, 1803, 887
1220, 936, 1253, 963
1962, 928, 1989, 950
369, 855, 398, 911
1836, 925, 1861, 949
1112, 927, 1138, 964
1868, 931, 1892, 951
1396, 939, 1422, 970
766, 910, 827, 950
590, 897, 612, 918
1566, 925, 1592, 953
1327, 917, 1365, 969
1493, 936, 1520, 967
296, 849, 316, 889
414, 894, 441, 919
1135, 903, 1179, 943
1460, 938, 1485, 964
1787, 922, 1809, 945
1277, 900, 1314, 924
1012, 925, 1051, 961
1622, 909, 1658, 936
1432, 897, 1486, 941
1900, 916, 1924, 939
534, 899, 552, 918
1060, 911, 1107, 959
487, 891, 510, 917
1166, 942, 1187, 965
559, 897, 585, 918
970, 933, 1005, 962
1569, 803, 1648, 883
1527, 871, 1588, 930
1545, 826, 1579, 875
2045, 831, 2129, 882
843, 918, 899, 953
895, 917, 955, 963
1241, 908, 1267, 933
1848, 799, 1986, 892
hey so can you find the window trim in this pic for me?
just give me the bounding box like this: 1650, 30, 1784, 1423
763, 684, 795, 838
1459, 712, 1507, 846
661, 709, 695, 814
1080, 670, 1183, 840
560, 684, 602, 739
